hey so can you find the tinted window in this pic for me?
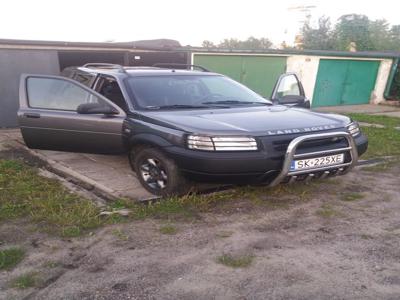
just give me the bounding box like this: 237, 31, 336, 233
126, 75, 270, 108
27, 77, 104, 111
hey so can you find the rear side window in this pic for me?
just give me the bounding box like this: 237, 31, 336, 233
73, 72, 95, 87
27, 77, 104, 111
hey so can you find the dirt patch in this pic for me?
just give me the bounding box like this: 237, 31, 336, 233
1, 161, 400, 299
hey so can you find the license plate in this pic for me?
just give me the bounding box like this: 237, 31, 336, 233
290, 153, 344, 171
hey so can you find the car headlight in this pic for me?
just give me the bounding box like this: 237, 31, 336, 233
347, 122, 360, 137
187, 135, 258, 151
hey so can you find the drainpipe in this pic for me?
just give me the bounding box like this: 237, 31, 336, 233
384, 57, 399, 100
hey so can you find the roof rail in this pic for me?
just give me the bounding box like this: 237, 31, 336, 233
152, 63, 210, 72
82, 63, 127, 73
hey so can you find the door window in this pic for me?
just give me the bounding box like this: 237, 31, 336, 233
276, 74, 301, 98
97, 76, 128, 112
27, 77, 104, 111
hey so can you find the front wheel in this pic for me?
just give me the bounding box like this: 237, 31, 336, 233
131, 147, 189, 197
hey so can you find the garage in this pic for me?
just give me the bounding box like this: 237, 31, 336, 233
192, 54, 287, 97
312, 59, 380, 107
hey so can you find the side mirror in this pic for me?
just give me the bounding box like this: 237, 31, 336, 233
271, 73, 310, 109
276, 95, 311, 109
77, 102, 119, 115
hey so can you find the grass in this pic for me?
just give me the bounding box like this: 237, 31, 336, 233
216, 254, 253, 268
0, 247, 25, 271
159, 225, 178, 235
0, 160, 111, 237
11, 272, 38, 289
1, 158, 314, 237
216, 231, 233, 238
112, 228, 129, 241
316, 204, 338, 218
347, 113, 400, 159
341, 192, 365, 202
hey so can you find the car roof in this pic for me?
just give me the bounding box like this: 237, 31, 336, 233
73, 66, 220, 78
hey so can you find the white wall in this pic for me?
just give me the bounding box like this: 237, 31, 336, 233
286, 55, 320, 102
371, 59, 392, 104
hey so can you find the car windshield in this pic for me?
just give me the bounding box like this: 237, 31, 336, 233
126, 75, 272, 109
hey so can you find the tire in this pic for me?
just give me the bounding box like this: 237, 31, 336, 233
130, 147, 189, 197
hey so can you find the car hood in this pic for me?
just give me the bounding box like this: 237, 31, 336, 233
139, 105, 351, 136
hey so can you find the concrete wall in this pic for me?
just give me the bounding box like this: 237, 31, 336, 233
0, 49, 60, 127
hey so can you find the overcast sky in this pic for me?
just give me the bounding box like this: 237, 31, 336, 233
1, 0, 398, 46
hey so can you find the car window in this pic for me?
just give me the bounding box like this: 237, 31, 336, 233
276, 74, 301, 98
73, 72, 95, 87
27, 77, 105, 111
97, 76, 128, 112
126, 75, 270, 108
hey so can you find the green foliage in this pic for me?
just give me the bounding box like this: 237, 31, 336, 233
347, 114, 400, 159
300, 14, 400, 51
159, 225, 178, 235
0, 160, 107, 237
0, 248, 25, 271
301, 16, 334, 50
216, 254, 253, 268
11, 273, 38, 289
334, 14, 372, 51
202, 36, 272, 50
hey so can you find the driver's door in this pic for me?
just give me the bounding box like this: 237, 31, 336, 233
18, 74, 126, 154
271, 73, 310, 108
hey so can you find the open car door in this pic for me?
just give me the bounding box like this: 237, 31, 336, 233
18, 74, 126, 154
270, 73, 310, 108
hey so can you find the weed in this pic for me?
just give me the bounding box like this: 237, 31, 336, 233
216, 254, 253, 268
341, 192, 365, 202
0, 160, 108, 237
0, 247, 25, 271
316, 204, 338, 218
216, 231, 233, 238
42, 261, 59, 268
159, 225, 178, 235
112, 228, 129, 241
11, 272, 38, 289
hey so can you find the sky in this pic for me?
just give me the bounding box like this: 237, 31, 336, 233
0, 0, 398, 47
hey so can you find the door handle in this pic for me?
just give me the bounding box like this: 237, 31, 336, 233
24, 113, 41, 119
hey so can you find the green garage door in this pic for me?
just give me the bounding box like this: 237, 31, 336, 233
312, 59, 380, 107
193, 54, 287, 97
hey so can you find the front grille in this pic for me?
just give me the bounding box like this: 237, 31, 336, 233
272, 136, 347, 152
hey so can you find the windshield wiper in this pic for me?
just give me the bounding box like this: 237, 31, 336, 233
202, 100, 272, 106
145, 104, 228, 110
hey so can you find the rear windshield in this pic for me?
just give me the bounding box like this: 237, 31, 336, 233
125, 75, 270, 109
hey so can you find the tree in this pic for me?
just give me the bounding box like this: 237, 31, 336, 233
202, 40, 216, 48
333, 14, 372, 51
369, 19, 390, 51
389, 25, 400, 51
300, 16, 334, 50
201, 37, 273, 50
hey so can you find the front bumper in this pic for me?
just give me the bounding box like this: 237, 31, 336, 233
163, 132, 368, 184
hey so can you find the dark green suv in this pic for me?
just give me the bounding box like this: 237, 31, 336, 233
18, 63, 367, 196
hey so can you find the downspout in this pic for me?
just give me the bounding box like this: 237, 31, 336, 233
384, 57, 399, 100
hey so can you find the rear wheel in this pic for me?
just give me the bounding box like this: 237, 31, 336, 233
131, 147, 188, 196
